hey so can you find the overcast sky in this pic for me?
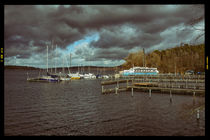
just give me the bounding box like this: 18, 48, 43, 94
4, 5, 204, 68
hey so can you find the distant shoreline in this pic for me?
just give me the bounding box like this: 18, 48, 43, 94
4, 65, 122, 71
4, 65, 39, 70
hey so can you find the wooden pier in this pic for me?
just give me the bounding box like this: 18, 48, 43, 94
101, 75, 205, 96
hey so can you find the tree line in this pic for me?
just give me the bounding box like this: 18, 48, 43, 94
121, 44, 205, 74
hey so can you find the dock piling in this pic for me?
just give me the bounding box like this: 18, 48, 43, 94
186, 80, 188, 88
131, 88, 133, 97
197, 109, 200, 120
115, 87, 118, 94
149, 89, 151, 98
102, 86, 104, 93
170, 90, 172, 103
193, 91, 196, 103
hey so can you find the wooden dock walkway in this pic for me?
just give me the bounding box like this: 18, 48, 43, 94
101, 77, 205, 96
101, 79, 204, 85
102, 85, 204, 95
101, 79, 132, 85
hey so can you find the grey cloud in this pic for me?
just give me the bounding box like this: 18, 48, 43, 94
91, 25, 163, 50
4, 5, 204, 67
5, 5, 84, 53
93, 48, 129, 61
75, 46, 129, 61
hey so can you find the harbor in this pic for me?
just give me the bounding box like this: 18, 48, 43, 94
4, 5, 205, 136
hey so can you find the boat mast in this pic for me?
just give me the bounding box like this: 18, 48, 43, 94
88, 56, 90, 74
47, 45, 48, 72
51, 42, 53, 73
143, 48, 145, 67
144, 48, 146, 67
70, 53, 72, 73
65, 55, 70, 74
63, 57, 65, 74
55, 44, 57, 73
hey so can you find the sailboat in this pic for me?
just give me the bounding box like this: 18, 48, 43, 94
66, 53, 81, 80
27, 45, 60, 82
45, 43, 72, 81
68, 64, 81, 80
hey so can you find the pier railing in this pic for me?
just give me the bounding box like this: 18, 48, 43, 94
101, 74, 205, 96
106, 74, 205, 80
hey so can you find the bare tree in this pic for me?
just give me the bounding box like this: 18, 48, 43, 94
189, 5, 205, 43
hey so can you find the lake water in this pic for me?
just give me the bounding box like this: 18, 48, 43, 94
4, 69, 205, 136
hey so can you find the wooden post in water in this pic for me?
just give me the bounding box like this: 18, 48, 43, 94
193, 91, 196, 105
186, 80, 188, 88
115, 87, 118, 94
149, 89, 151, 98
170, 90, 172, 103
131, 88, 133, 97
102, 86, 104, 94
197, 109, 200, 120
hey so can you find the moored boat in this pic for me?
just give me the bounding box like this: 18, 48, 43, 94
27, 75, 60, 82
122, 66, 159, 76
83, 73, 96, 79
68, 72, 81, 80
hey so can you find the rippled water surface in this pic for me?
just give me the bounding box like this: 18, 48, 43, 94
4, 69, 205, 136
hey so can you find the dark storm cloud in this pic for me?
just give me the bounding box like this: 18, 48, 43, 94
90, 25, 163, 49
5, 43, 33, 59
5, 5, 204, 67
89, 5, 204, 51
5, 5, 84, 58
75, 44, 129, 61
92, 48, 129, 61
